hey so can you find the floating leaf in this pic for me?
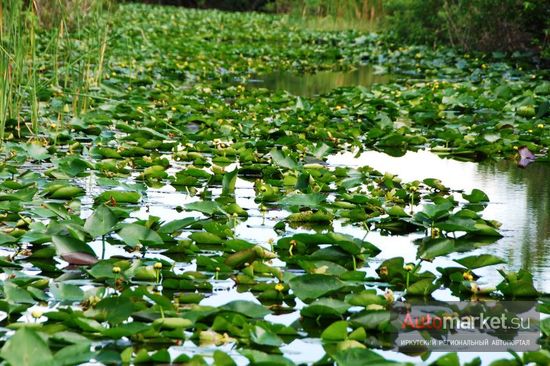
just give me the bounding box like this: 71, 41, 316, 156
301, 298, 350, 318
270, 148, 298, 169
321, 320, 348, 341
84, 205, 117, 238
61, 252, 98, 265
250, 324, 283, 347
95, 191, 141, 204
52, 235, 97, 264
54, 342, 96, 366
455, 254, 505, 269
220, 300, 271, 318
288, 274, 346, 302
158, 217, 197, 234
43, 183, 84, 199
406, 278, 437, 296
118, 224, 163, 247
462, 189, 489, 203
50, 283, 85, 303
221, 169, 238, 195
496, 269, 538, 298
332, 348, 398, 366
1, 328, 54, 366
279, 193, 326, 208
184, 200, 224, 216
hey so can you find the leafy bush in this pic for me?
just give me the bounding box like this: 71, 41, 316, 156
383, 0, 550, 53
381, 0, 443, 45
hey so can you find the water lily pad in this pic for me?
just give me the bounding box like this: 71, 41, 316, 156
321, 320, 349, 341
117, 224, 163, 247
52, 235, 96, 260
220, 300, 271, 318
184, 201, 224, 216
301, 298, 350, 318
454, 254, 505, 269
84, 205, 117, 238
288, 274, 346, 302
496, 269, 538, 298
250, 324, 283, 346
1, 328, 54, 366
462, 189, 489, 203
95, 191, 141, 204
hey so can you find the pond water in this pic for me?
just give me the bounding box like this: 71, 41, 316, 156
327, 150, 550, 294
247, 64, 394, 96
247, 66, 550, 297
19, 70, 545, 365
111, 149, 548, 365
112, 148, 550, 296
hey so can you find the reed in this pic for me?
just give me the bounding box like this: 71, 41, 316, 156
279, 0, 383, 31
0, 0, 113, 141
0, 0, 30, 140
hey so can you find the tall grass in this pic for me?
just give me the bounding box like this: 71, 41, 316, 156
0, 0, 31, 140
277, 0, 383, 31
0, 0, 112, 142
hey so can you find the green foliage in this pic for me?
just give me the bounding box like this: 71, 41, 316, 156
384, 0, 550, 52
0, 3, 546, 365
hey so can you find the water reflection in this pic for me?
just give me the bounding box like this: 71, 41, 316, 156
248, 65, 393, 96
478, 160, 550, 278
327, 150, 550, 292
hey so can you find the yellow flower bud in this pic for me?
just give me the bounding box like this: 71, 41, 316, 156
367, 304, 385, 311
384, 289, 394, 303
463, 271, 474, 281
112, 266, 121, 274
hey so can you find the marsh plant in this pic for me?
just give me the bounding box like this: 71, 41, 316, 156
275, 0, 383, 30
0, 0, 112, 141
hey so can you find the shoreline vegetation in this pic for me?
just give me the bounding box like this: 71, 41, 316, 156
133, 0, 549, 54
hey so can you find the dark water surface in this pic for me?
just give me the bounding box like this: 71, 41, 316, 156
248, 64, 393, 96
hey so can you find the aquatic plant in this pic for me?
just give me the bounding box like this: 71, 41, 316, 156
0, 3, 546, 365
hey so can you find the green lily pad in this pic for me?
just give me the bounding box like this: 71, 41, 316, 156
84, 205, 117, 238
288, 274, 346, 302
220, 300, 271, 318
117, 224, 163, 247
1, 328, 54, 366
454, 254, 505, 269
95, 191, 141, 204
